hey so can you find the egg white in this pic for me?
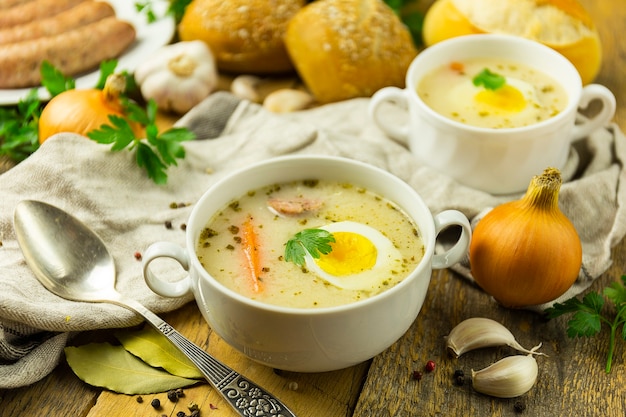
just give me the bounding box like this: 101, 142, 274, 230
303, 221, 404, 291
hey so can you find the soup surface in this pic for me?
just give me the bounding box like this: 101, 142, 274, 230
196, 180, 424, 309
416, 58, 567, 129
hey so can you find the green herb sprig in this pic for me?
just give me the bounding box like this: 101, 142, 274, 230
285, 229, 336, 267
135, 0, 193, 24
473, 68, 507, 91
0, 90, 41, 162
383, 0, 424, 46
0, 59, 195, 183
88, 99, 195, 184
545, 275, 626, 373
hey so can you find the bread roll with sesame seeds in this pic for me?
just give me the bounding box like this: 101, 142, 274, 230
284, 0, 418, 104
178, 0, 305, 74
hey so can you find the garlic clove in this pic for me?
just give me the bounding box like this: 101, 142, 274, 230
446, 317, 546, 358
231, 75, 263, 103
263, 89, 315, 113
471, 354, 539, 398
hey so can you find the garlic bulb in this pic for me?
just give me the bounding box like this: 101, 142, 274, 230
471, 353, 539, 398
446, 317, 545, 358
134, 40, 218, 114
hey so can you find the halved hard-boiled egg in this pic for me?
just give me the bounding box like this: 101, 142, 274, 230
449, 76, 543, 126
303, 221, 405, 291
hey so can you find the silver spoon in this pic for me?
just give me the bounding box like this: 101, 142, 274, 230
13, 199, 296, 417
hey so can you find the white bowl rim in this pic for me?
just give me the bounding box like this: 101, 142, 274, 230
186, 154, 436, 317
407, 33, 583, 136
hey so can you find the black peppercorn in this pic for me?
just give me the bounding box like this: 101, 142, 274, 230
514, 401, 526, 413
151, 398, 161, 409
136, 396, 143, 403
453, 369, 465, 386
167, 389, 179, 402
176, 411, 186, 417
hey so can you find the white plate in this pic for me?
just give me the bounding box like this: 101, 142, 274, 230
0, 0, 175, 105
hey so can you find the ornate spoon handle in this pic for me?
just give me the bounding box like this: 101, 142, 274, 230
118, 296, 297, 417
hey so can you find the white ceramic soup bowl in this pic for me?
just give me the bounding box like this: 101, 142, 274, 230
369, 34, 616, 195
142, 155, 471, 372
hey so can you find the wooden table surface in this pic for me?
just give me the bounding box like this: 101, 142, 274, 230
2, 1, 625, 416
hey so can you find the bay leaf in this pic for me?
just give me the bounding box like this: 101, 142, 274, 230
65, 343, 199, 394
115, 325, 204, 379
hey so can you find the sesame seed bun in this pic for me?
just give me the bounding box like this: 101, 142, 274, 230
285, 0, 418, 104
178, 0, 305, 74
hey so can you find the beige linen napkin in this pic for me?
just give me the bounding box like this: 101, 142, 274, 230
1, 92, 625, 388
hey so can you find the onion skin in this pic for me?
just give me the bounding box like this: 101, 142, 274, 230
38, 74, 142, 143
469, 168, 582, 307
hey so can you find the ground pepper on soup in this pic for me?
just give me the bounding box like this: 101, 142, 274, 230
417, 58, 567, 129
196, 179, 424, 309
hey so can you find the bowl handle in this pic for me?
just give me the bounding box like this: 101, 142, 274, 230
571, 84, 616, 141
142, 242, 192, 298
368, 86, 410, 144
431, 210, 472, 270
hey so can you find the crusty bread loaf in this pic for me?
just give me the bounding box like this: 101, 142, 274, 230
178, 0, 305, 74
284, 0, 418, 104
422, 0, 602, 84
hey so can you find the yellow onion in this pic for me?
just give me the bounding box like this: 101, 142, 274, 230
469, 167, 582, 307
38, 74, 143, 143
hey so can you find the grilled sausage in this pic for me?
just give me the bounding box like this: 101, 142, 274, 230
0, 1, 116, 45
0, 17, 136, 88
0, 0, 88, 28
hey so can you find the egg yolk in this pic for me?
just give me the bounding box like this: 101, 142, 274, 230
315, 232, 377, 276
474, 84, 527, 113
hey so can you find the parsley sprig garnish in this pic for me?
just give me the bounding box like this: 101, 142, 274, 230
285, 229, 336, 267
545, 275, 626, 373
473, 68, 507, 91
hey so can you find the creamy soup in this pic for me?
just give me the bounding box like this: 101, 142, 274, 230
196, 179, 424, 309
417, 58, 567, 129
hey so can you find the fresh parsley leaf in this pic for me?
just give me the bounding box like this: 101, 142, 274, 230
87, 102, 195, 184
134, 1, 158, 23
567, 310, 602, 338
136, 141, 168, 185
135, 0, 192, 24
545, 276, 626, 373
285, 229, 336, 267
604, 275, 626, 306
167, 0, 193, 23
88, 115, 136, 150
41, 60, 75, 97
383, 0, 424, 46
472, 68, 507, 91
401, 11, 424, 46
95, 60, 119, 90
0, 90, 41, 162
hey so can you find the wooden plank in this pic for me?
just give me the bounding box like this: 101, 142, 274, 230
353, 2, 626, 415
85, 301, 369, 417
0, 355, 99, 416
